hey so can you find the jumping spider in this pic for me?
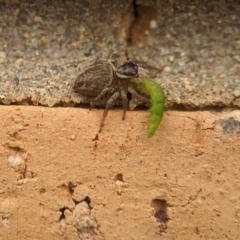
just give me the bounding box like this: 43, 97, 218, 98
73, 57, 150, 132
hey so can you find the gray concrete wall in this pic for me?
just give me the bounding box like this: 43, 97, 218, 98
0, 0, 239, 108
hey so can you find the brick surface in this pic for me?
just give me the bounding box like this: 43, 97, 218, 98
0, 106, 240, 239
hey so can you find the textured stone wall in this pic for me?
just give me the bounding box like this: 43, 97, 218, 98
0, 0, 239, 108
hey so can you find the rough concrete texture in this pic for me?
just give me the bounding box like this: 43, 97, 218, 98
1, 106, 240, 239
0, 0, 239, 108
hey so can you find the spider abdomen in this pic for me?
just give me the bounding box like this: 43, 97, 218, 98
73, 60, 114, 96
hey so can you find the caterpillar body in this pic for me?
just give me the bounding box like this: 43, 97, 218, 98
135, 77, 166, 138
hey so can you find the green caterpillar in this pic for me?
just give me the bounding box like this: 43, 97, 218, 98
134, 77, 166, 138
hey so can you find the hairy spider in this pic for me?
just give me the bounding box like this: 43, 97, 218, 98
73, 58, 148, 132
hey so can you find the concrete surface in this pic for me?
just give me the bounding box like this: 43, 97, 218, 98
0, 0, 239, 108
0, 106, 240, 239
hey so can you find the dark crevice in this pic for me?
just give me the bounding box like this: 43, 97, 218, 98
58, 182, 76, 196
59, 207, 67, 222
7, 146, 25, 153
68, 181, 76, 195
126, 0, 139, 48
133, 0, 139, 19
92, 134, 99, 141
115, 173, 123, 182
169, 104, 232, 112
151, 199, 170, 232
83, 196, 91, 207
126, 1, 157, 49
72, 198, 80, 205
1, 101, 238, 111
73, 196, 92, 208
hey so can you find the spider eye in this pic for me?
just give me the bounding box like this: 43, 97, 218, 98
116, 62, 138, 78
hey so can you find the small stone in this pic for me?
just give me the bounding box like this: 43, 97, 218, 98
2, 99, 11, 105
47, 98, 58, 107
23, 33, 29, 38
178, 61, 185, 66
176, 97, 181, 104
15, 58, 23, 66
144, 30, 150, 35
64, 97, 70, 103
163, 66, 171, 72
180, 52, 185, 57
233, 90, 240, 97
233, 98, 240, 107
8, 155, 24, 168
208, 58, 214, 63
0, 51, 6, 63
233, 55, 240, 63
168, 56, 174, 62
190, 73, 195, 78
33, 16, 43, 23
194, 99, 200, 106
70, 135, 76, 140
219, 74, 226, 79
149, 20, 158, 29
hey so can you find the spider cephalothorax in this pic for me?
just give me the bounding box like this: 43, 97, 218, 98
116, 61, 139, 79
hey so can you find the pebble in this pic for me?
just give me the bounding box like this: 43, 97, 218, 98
233, 90, 240, 97
149, 20, 158, 29
70, 135, 76, 140
168, 56, 174, 62
233, 55, 240, 63
0, 51, 6, 63
163, 66, 171, 73
47, 98, 58, 107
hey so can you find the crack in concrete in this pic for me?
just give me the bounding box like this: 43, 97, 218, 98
126, 0, 139, 49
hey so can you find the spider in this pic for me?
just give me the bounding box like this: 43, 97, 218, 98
73, 58, 149, 132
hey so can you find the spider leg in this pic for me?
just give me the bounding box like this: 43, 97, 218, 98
90, 87, 109, 109
108, 59, 117, 71
99, 91, 120, 133
121, 87, 128, 120
128, 86, 150, 103
138, 66, 149, 77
